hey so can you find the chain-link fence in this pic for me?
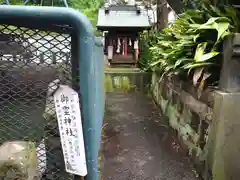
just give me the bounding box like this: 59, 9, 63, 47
0, 24, 79, 179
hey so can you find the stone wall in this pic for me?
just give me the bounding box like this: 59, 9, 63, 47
151, 72, 214, 177
150, 34, 240, 180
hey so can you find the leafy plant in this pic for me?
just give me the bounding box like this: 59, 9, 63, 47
9, 0, 104, 35
140, 2, 240, 92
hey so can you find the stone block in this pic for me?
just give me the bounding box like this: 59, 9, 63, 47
209, 91, 240, 180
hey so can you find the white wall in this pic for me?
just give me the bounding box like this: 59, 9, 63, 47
168, 10, 176, 24
127, 0, 135, 5
139, 3, 176, 25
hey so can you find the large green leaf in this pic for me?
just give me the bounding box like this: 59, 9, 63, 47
194, 42, 220, 63
191, 17, 231, 43
183, 62, 215, 70
149, 59, 163, 68
174, 58, 193, 68
194, 42, 207, 62
199, 51, 220, 62
214, 22, 230, 42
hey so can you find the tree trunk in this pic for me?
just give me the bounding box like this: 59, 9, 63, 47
157, 0, 168, 31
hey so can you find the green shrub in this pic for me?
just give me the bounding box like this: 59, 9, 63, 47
140, 2, 240, 91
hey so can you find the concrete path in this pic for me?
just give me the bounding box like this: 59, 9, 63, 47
101, 92, 200, 180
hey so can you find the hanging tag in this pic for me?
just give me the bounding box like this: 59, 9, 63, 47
116, 38, 120, 53
129, 38, 132, 46
134, 40, 139, 50
54, 85, 87, 176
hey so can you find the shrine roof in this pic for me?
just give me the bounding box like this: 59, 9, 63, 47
97, 5, 151, 31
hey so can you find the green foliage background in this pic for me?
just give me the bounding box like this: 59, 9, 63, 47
139, 1, 240, 90
8, 0, 104, 34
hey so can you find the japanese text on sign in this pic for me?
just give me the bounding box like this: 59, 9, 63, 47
54, 85, 87, 176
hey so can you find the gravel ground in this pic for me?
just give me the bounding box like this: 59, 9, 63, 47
101, 92, 201, 180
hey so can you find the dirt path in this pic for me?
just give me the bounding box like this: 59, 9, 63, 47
101, 92, 200, 180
